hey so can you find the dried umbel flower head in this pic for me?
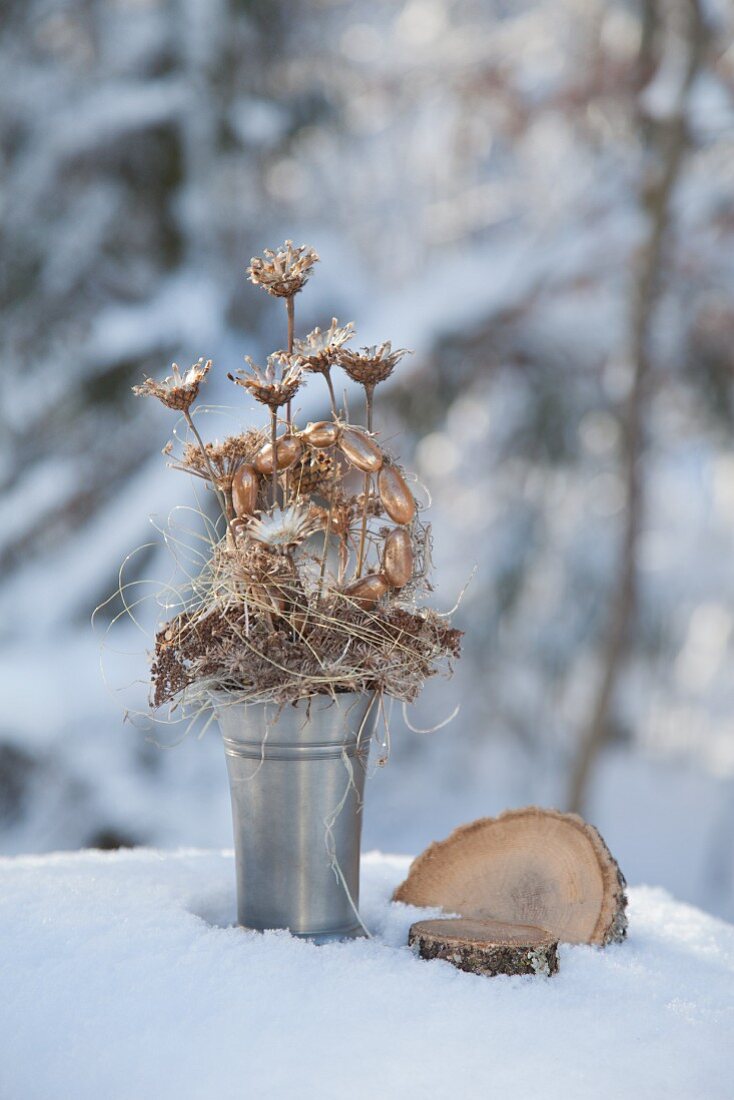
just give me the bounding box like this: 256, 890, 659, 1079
339, 342, 410, 389
133, 358, 212, 412
172, 430, 267, 486
293, 319, 355, 376
247, 240, 319, 299
228, 354, 302, 409
246, 504, 323, 550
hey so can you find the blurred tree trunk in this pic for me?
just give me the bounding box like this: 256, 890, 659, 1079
177, 0, 227, 268
568, 0, 708, 815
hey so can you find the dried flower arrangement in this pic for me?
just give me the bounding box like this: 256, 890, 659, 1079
134, 242, 461, 716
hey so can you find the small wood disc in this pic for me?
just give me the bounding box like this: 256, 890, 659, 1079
409, 918, 559, 977
394, 807, 628, 946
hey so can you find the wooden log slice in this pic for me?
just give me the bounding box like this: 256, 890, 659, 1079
409, 918, 559, 977
394, 808, 627, 946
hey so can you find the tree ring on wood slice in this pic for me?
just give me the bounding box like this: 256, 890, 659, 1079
409, 918, 559, 977
394, 807, 628, 946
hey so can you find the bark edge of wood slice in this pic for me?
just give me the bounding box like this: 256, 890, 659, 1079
409, 918, 559, 977
394, 807, 628, 946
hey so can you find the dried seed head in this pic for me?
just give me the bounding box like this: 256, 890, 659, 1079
247, 240, 319, 298
291, 449, 335, 497
293, 319, 355, 375
339, 342, 410, 388
133, 358, 212, 411
228, 353, 302, 409
310, 491, 352, 537
227, 539, 300, 616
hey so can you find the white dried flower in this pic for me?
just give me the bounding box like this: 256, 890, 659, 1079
246, 504, 323, 549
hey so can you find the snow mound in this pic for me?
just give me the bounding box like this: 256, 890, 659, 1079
1, 849, 733, 1100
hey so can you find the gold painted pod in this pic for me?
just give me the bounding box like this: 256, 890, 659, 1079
231, 464, 260, 517
382, 527, 414, 588
378, 465, 415, 525
342, 572, 389, 610
339, 428, 383, 473
254, 436, 303, 474
302, 421, 340, 448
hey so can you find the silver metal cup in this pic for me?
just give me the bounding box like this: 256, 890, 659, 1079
214, 692, 375, 943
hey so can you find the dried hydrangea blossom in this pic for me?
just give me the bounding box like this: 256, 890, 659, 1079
247, 240, 319, 299
133, 358, 212, 411
228, 354, 302, 409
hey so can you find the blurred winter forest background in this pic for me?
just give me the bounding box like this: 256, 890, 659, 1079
1, 0, 734, 919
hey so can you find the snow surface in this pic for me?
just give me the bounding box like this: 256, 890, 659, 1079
1, 849, 733, 1100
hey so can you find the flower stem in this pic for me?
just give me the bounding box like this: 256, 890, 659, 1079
284, 295, 295, 504
286, 295, 295, 429
183, 409, 231, 525
355, 384, 374, 577
286, 295, 295, 352
270, 408, 279, 507
365, 384, 374, 433
324, 369, 338, 418
317, 464, 340, 599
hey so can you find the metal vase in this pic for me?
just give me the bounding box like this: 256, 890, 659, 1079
213, 692, 374, 943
